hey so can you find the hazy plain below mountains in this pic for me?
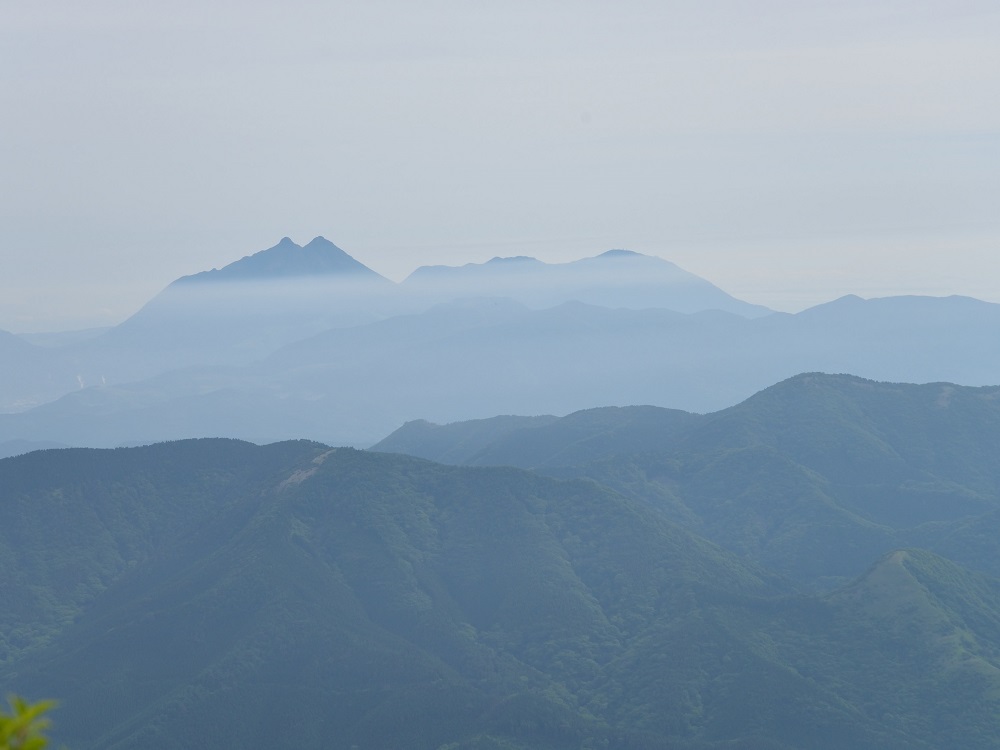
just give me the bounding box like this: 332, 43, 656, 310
7, 374, 1000, 748
2, 235, 1000, 451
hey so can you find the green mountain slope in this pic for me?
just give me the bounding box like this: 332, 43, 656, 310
814, 550, 1000, 749
377, 374, 1000, 588
375, 406, 700, 469
0, 439, 326, 663
618, 375, 1000, 585
374, 414, 560, 465
0, 441, 785, 749
7, 441, 997, 747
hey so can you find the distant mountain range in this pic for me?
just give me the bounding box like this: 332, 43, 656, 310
1, 236, 1000, 450
402, 248, 772, 318
7, 375, 1000, 747
0, 237, 767, 417
2, 293, 1000, 448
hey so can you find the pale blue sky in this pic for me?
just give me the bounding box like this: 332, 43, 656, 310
2, 0, 998, 331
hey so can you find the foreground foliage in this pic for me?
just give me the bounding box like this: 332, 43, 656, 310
0, 696, 53, 750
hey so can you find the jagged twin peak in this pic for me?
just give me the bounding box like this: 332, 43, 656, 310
175, 236, 390, 284
110, 237, 394, 356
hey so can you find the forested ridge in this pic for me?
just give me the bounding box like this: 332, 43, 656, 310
5, 375, 1000, 747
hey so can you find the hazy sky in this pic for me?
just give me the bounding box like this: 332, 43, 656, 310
2, 0, 999, 332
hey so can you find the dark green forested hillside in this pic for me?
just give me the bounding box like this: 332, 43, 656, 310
0, 439, 326, 664
4, 440, 782, 750
376, 407, 700, 469
378, 374, 1000, 588
4, 434, 1000, 748
373, 414, 560, 466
